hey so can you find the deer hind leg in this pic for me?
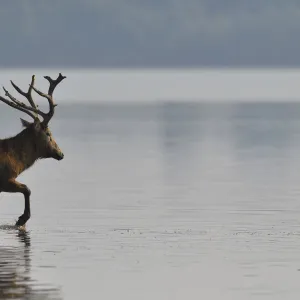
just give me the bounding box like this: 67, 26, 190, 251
1, 179, 31, 226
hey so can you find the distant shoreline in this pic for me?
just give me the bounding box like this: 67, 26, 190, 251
0, 68, 299, 103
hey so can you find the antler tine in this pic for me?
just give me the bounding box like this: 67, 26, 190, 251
2, 86, 22, 106
0, 94, 36, 120
32, 73, 66, 126
10, 75, 38, 110
44, 73, 66, 97
3, 86, 35, 110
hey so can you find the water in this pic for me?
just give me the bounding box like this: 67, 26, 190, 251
1, 102, 300, 299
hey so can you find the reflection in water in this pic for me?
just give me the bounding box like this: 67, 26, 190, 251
159, 102, 205, 188
231, 103, 296, 154
0, 227, 61, 299
230, 103, 300, 192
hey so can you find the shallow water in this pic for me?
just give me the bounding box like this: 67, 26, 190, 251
1, 102, 300, 299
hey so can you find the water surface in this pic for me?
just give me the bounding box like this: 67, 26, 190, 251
1, 102, 300, 299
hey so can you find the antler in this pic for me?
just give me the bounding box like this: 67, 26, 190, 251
32, 73, 66, 126
0, 73, 66, 125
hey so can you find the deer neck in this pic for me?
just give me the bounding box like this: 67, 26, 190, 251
10, 128, 41, 170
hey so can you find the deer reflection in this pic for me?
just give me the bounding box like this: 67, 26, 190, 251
0, 228, 61, 299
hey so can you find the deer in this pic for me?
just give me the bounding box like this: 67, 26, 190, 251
0, 73, 66, 227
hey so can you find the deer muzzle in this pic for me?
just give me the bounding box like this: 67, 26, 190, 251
53, 151, 64, 161
57, 152, 64, 160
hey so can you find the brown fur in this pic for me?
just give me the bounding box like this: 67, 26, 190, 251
0, 127, 39, 182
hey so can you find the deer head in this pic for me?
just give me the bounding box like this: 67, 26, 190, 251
0, 73, 66, 161
20, 118, 64, 160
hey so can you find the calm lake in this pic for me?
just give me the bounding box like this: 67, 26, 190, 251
1, 101, 300, 299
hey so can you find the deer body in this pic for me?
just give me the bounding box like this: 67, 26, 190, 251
0, 73, 65, 226
0, 129, 39, 180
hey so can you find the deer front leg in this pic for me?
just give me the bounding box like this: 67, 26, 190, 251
2, 179, 31, 226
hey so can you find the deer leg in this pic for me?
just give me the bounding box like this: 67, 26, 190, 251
1, 179, 31, 226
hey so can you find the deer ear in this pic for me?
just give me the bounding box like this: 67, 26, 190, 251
20, 118, 32, 128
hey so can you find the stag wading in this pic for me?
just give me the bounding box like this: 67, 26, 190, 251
0, 73, 66, 226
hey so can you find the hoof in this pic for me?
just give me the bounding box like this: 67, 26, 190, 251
15, 214, 30, 227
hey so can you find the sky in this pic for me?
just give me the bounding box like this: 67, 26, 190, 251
1, 0, 300, 68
